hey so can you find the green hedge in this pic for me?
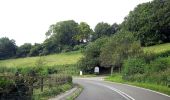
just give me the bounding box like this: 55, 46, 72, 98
122, 57, 170, 86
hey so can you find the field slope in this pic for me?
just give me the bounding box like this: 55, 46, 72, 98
0, 51, 82, 67
1, 43, 170, 67
143, 43, 170, 54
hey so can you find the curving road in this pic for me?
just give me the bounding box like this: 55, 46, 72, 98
73, 77, 170, 100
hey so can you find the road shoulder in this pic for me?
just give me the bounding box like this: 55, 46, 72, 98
49, 84, 83, 100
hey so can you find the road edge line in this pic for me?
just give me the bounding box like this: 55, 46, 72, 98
87, 81, 135, 100
104, 80, 170, 98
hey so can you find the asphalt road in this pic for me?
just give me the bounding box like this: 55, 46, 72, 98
73, 77, 170, 100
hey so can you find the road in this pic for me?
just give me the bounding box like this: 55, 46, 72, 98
73, 77, 170, 100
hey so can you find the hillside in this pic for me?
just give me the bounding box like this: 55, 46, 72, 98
143, 43, 170, 54
0, 51, 82, 67
1, 43, 170, 68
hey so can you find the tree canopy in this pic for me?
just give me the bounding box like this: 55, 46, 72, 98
0, 37, 16, 59
121, 0, 170, 46
93, 22, 118, 40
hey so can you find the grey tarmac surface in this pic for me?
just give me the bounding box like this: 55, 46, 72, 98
73, 77, 170, 100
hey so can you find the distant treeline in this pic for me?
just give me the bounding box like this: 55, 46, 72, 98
0, 0, 169, 60
0, 21, 119, 60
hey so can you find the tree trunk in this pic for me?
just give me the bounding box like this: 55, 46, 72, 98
110, 66, 113, 76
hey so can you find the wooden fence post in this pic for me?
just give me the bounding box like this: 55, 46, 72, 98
41, 77, 44, 92
49, 76, 51, 89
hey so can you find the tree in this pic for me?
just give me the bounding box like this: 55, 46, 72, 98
93, 22, 118, 40
0, 37, 17, 59
16, 43, 32, 57
100, 31, 143, 74
121, 0, 170, 46
44, 20, 80, 53
29, 43, 43, 56
78, 37, 109, 72
47, 20, 79, 46
74, 22, 93, 43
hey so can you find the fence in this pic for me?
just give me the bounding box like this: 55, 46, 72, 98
0, 74, 72, 100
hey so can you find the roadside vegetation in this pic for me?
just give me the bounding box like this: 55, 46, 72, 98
106, 74, 170, 95
0, 0, 170, 98
33, 83, 73, 100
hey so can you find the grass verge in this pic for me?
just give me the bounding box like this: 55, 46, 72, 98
105, 74, 170, 96
33, 83, 73, 100
66, 84, 83, 100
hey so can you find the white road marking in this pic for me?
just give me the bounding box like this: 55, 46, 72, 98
105, 81, 170, 98
75, 77, 170, 98
86, 81, 135, 100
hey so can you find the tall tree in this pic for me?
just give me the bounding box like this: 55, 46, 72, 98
0, 37, 16, 59
100, 31, 143, 73
121, 0, 170, 46
93, 22, 118, 40
74, 22, 93, 43
49, 20, 79, 46
16, 43, 32, 57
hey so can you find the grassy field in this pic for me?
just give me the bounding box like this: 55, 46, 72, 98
0, 51, 83, 67
105, 74, 170, 96
1, 43, 170, 67
143, 43, 170, 54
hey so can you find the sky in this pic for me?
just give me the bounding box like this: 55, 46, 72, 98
0, 0, 152, 46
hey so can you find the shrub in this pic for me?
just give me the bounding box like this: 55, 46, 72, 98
61, 45, 73, 53
147, 58, 168, 73
77, 37, 109, 72
73, 44, 86, 51
123, 58, 146, 76
142, 51, 156, 63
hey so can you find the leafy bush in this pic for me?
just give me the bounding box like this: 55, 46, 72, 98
121, 0, 170, 46
123, 58, 145, 76
122, 55, 170, 86
73, 44, 86, 51
146, 58, 169, 73
78, 37, 109, 72
0, 77, 13, 88
142, 52, 156, 63
61, 45, 73, 53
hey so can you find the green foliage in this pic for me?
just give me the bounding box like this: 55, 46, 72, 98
61, 45, 73, 53
73, 44, 86, 51
93, 22, 118, 40
105, 74, 170, 95
75, 22, 93, 43
44, 20, 79, 54
29, 43, 43, 56
122, 56, 170, 86
16, 43, 32, 57
0, 77, 13, 88
123, 58, 145, 77
78, 37, 109, 72
0, 37, 17, 59
33, 83, 72, 100
121, 0, 170, 46
146, 58, 169, 73
100, 31, 143, 68
43, 20, 93, 54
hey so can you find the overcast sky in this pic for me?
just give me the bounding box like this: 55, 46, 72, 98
0, 0, 152, 46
